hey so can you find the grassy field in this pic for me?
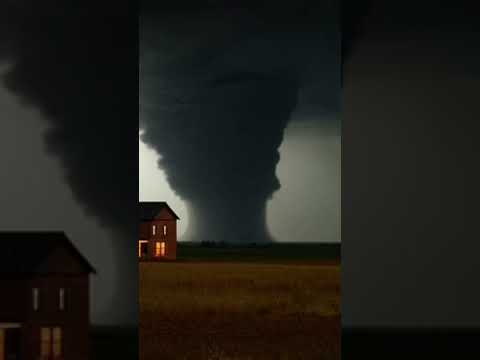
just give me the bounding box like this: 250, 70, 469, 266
140, 250, 341, 360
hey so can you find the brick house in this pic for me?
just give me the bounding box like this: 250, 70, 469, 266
0, 231, 95, 360
139, 202, 179, 261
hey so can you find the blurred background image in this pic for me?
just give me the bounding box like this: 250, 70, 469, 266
0, 1, 138, 358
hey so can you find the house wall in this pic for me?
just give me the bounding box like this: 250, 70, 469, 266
0, 277, 28, 323
140, 208, 177, 260
148, 219, 177, 260
21, 275, 90, 360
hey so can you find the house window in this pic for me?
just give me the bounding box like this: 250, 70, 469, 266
41, 327, 62, 359
33, 288, 39, 311
59, 288, 65, 310
152, 225, 156, 235
53, 327, 62, 358
163, 225, 167, 236
40, 327, 51, 358
155, 242, 165, 257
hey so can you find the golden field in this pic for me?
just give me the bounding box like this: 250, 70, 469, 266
140, 261, 341, 360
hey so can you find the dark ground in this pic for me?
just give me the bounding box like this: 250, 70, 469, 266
91, 326, 137, 360
177, 241, 341, 264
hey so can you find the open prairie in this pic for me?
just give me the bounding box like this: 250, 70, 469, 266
140, 251, 340, 360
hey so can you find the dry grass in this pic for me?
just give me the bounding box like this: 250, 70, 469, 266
140, 262, 340, 360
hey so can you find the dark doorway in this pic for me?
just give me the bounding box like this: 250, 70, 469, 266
4, 328, 20, 360
140, 241, 148, 258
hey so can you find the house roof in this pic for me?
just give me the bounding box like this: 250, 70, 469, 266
140, 201, 180, 220
0, 231, 96, 275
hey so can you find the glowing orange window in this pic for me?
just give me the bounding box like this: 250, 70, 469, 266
155, 242, 165, 257
40, 327, 62, 359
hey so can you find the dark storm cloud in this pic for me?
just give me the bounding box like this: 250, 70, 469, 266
140, 1, 339, 243
1, 1, 137, 324
341, 0, 372, 65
